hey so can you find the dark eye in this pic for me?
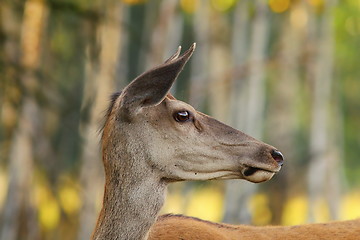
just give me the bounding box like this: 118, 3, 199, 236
173, 111, 191, 122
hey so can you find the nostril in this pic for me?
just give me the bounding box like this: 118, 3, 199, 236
271, 149, 284, 166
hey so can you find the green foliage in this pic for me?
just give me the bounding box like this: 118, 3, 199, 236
334, 0, 360, 185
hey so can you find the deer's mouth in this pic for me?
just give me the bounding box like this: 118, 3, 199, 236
241, 165, 280, 183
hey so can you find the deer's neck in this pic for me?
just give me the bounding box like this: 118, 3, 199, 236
92, 151, 167, 240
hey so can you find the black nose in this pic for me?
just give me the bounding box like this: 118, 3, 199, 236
271, 149, 284, 166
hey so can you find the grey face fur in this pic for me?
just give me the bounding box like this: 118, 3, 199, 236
93, 44, 283, 240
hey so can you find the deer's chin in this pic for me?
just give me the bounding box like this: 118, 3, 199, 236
241, 167, 278, 183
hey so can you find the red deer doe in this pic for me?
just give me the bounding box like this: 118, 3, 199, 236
92, 43, 288, 240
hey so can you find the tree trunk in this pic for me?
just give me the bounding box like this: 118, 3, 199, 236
223, 0, 251, 224
77, 3, 123, 240
307, 0, 342, 222
145, 0, 179, 68
265, 4, 303, 224
189, 0, 210, 109
223, 0, 269, 224
0, 0, 47, 239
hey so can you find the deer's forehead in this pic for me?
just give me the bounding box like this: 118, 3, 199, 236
134, 99, 196, 128
140, 98, 193, 116
163, 97, 196, 112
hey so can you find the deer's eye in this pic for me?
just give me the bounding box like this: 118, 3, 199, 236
174, 111, 191, 122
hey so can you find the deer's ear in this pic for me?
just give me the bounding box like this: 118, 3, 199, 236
119, 43, 195, 115
164, 46, 182, 63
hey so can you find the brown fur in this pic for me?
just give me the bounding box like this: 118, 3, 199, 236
149, 214, 360, 240
92, 44, 283, 240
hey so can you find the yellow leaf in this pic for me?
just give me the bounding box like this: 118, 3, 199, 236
0, 169, 8, 209
186, 186, 223, 222
59, 185, 81, 215
180, 0, 199, 14
211, 0, 236, 12
269, 0, 290, 13
282, 195, 308, 225
340, 192, 360, 220
122, 0, 147, 5
39, 197, 60, 231
250, 194, 272, 225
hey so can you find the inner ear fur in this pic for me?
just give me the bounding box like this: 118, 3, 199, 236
166, 93, 176, 100
119, 43, 196, 117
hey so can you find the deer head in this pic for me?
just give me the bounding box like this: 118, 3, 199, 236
101, 43, 283, 184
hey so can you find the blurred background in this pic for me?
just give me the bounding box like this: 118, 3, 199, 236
1, 0, 360, 239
